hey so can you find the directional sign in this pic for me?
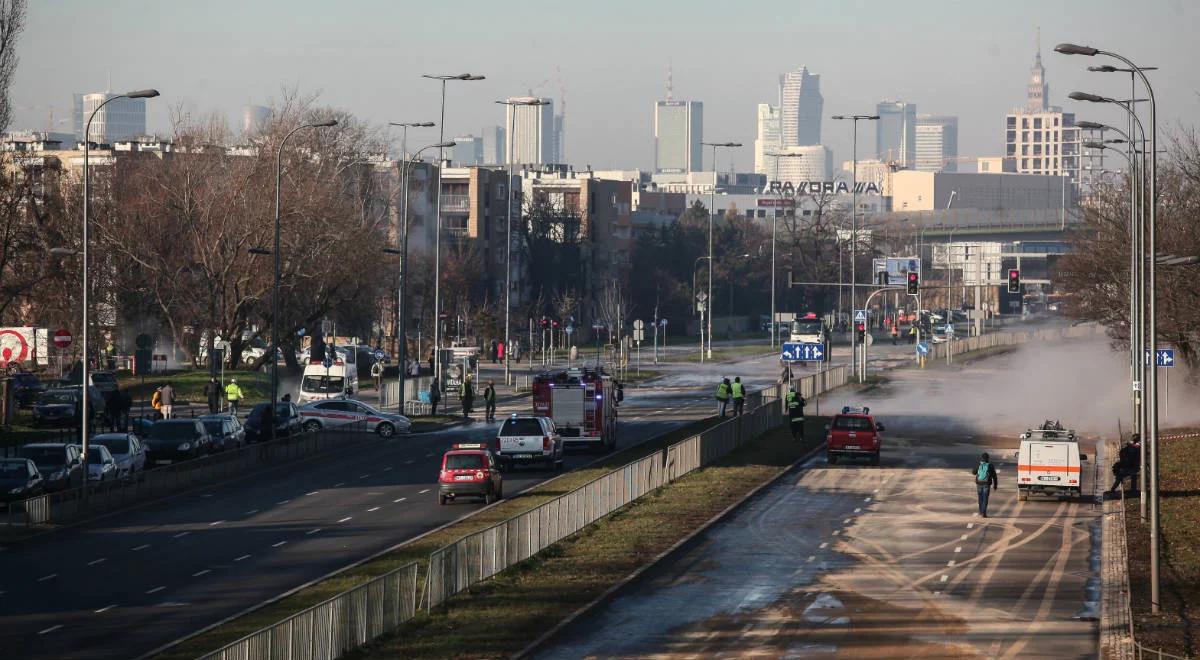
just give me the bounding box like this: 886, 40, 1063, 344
322, 357, 333, 369
374, 348, 385, 361
1157, 348, 1175, 367
854, 310, 867, 322
565, 324, 574, 335
633, 319, 644, 330
781, 342, 825, 362
52, 328, 73, 349
916, 342, 930, 356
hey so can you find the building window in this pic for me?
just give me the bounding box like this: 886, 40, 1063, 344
1033, 145, 1041, 155
1021, 145, 1029, 155
1033, 117, 1042, 129
1006, 130, 1016, 142
1006, 144, 1016, 156
1007, 116, 1016, 128
1022, 117, 1030, 128
1022, 131, 1030, 142
1033, 158, 1042, 169
1021, 158, 1029, 169
1033, 131, 1042, 141
1054, 117, 1060, 126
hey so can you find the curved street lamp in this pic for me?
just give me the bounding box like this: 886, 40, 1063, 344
699, 141, 742, 361
831, 114, 880, 382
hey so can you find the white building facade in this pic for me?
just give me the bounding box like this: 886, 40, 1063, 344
915, 115, 958, 172
654, 100, 703, 173
81, 93, 147, 143
506, 98, 554, 165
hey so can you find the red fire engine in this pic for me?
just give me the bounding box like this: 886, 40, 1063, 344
531, 367, 618, 449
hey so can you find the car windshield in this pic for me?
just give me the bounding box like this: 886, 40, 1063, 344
149, 423, 197, 440
833, 416, 874, 431
202, 421, 224, 435
38, 390, 75, 405
0, 461, 30, 477
445, 454, 485, 470
500, 419, 543, 436
13, 374, 38, 386
18, 447, 64, 466
791, 319, 824, 336
302, 376, 344, 393
87, 447, 109, 463
91, 373, 117, 385
93, 437, 130, 454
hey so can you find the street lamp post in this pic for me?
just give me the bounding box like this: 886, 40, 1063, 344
831, 114, 879, 383
79, 88, 158, 490
700, 141, 741, 361
691, 256, 711, 356
765, 152, 806, 349
1058, 42, 1161, 613
422, 73, 485, 386
496, 97, 548, 386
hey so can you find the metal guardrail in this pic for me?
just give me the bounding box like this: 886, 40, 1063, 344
4, 421, 376, 528
197, 561, 419, 660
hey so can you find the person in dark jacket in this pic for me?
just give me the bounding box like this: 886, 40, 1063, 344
429, 377, 441, 416
483, 380, 497, 422
1109, 435, 1141, 493
104, 390, 122, 431
118, 389, 133, 431
203, 377, 221, 414
460, 376, 475, 420
972, 452, 999, 517
785, 387, 806, 441
731, 377, 746, 416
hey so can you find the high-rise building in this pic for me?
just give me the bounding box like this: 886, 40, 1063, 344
772, 145, 832, 184
914, 115, 958, 172
552, 114, 564, 164
80, 92, 147, 143
1027, 29, 1049, 112
754, 103, 781, 177
654, 100, 703, 173
72, 93, 83, 141
876, 100, 917, 167
505, 98, 554, 165
482, 125, 505, 164
450, 136, 483, 165
241, 104, 271, 136
778, 66, 822, 146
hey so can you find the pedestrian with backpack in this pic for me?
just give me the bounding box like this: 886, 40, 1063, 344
972, 452, 999, 517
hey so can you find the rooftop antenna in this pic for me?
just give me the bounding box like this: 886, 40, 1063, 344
666, 63, 674, 101
105, 68, 111, 94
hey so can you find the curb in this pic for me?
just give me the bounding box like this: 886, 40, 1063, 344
512, 436, 825, 659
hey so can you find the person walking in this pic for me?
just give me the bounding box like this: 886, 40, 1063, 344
972, 452, 999, 518
203, 377, 221, 414
890, 323, 900, 346
908, 325, 917, 345
483, 380, 497, 422
731, 376, 746, 416
429, 376, 441, 416
785, 386, 806, 442
105, 389, 121, 432
715, 377, 731, 418
460, 375, 475, 420
150, 386, 163, 420
159, 381, 175, 419
1109, 434, 1141, 494
225, 378, 243, 417
118, 389, 132, 432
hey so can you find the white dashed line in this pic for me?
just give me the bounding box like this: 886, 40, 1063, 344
394, 497, 407, 503
333, 482, 346, 488
234, 554, 251, 562
873, 488, 879, 493
337, 516, 353, 523
967, 523, 975, 529
418, 489, 430, 494
146, 586, 166, 594
948, 560, 957, 567
358, 474, 370, 480
87, 558, 107, 566
200, 493, 213, 498
940, 575, 949, 583
854, 508, 861, 513
37, 573, 57, 582
404, 460, 414, 465
192, 569, 211, 577
38, 625, 62, 635
94, 604, 117, 613
954, 546, 962, 553
132, 544, 150, 551
277, 499, 291, 505
173, 531, 190, 539
209, 520, 224, 527
272, 541, 287, 548
244, 509, 259, 515
961, 534, 969, 540
819, 542, 828, 549
843, 518, 851, 524
424, 453, 435, 457
383, 467, 393, 472
306, 528, 322, 535
864, 497, 872, 502
159, 601, 189, 607
806, 555, 816, 562
367, 506, 381, 512
305, 491, 319, 496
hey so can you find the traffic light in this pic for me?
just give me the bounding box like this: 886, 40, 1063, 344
855, 321, 866, 343
1007, 269, 1021, 294
551, 319, 560, 329
907, 271, 919, 295
539, 317, 549, 330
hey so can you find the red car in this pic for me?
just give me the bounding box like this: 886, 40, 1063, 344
825, 406, 884, 465
437, 443, 503, 505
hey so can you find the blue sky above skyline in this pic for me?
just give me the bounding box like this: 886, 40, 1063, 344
12, 0, 1198, 171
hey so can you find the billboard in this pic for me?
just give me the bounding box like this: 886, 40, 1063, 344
0, 327, 49, 367
872, 257, 921, 287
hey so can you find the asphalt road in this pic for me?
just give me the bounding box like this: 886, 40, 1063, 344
537, 341, 1105, 659
0, 383, 722, 660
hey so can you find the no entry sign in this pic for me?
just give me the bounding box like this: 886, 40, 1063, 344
53, 328, 73, 349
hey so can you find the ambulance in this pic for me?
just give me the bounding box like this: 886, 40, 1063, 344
1016, 420, 1088, 501
296, 355, 359, 404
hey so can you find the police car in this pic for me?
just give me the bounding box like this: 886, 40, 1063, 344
437, 443, 503, 505
298, 399, 412, 437
825, 406, 885, 465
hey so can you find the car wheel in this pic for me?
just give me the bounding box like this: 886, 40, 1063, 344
376, 422, 396, 438
438, 494, 448, 505
484, 489, 495, 505
827, 453, 838, 465
302, 420, 321, 433
1018, 490, 1028, 502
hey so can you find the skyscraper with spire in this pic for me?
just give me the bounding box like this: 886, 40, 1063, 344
654, 65, 703, 173
1027, 27, 1049, 112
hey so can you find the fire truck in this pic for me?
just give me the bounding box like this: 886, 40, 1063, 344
531, 367, 618, 450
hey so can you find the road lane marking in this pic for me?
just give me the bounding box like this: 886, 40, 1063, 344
333, 482, 346, 487
37, 573, 57, 582
961, 534, 969, 540
425, 453, 434, 457
358, 474, 370, 480
418, 489, 430, 494
277, 499, 291, 505
948, 560, 957, 567
192, 569, 211, 577
367, 506, 381, 512
807, 555, 816, 562
955, 546, 962, 553
864, 497, 872, 502
337, 516, 353, 523
209, 520, 224, 526
831, 529, 840, 535
244, 509, 259, 515
967, 523, 974, 529
819, 542, 828, 549
843, 518, 851, 524
940, 575, 949, 583
272, 541, 287, 548
306, 528, 322, 535
87, 558, 107, 566
383, 466, 393, 472
132, 544, 150, 551
146, 586, 166, 594
854, 508, 861, 513
305, 491, 319, 496
173, 532, 190, 539
404, 460, 414, 464
159, 601, 190, 607
234, 554, 251, 562
94, 604, 117, 613
394, 497, 406, 503
38, 625, 62, 635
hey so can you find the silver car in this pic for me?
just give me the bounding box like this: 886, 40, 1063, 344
85, 445, 118, 482
91, 433, 146, 479
298, 399, 411, 437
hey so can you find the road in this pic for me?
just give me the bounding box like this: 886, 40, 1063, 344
0, 380, 725, 660
537, 338, 1110, 659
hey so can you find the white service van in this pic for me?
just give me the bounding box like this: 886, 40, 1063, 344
1016, 422, 1088, 500
297, 358, 359, 404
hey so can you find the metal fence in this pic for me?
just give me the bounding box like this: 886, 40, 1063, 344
197, 561, 419, 660
4, 421, 376, 528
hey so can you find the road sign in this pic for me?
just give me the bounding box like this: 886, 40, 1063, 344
916, 342, 930, 356
1157, 348, 1175, 367
696, 292, 707, 302
565, 324, 574, 336
854, 310, 867, 322
634, 319, 644, 330
660, 318, 668, 327
52, 328, 73, 349
781, 342, 824, 362
322, 357, 333, 369
373, 348, 385, 361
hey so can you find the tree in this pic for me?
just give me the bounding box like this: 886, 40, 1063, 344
0, 0, 25, 132
518, 190, 585, 309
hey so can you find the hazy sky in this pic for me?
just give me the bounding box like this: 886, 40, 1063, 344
13, 0, 1199, 172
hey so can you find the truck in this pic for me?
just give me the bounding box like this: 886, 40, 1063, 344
531, 367, 618, 450
1016, 420, 1088, 501
788, 313, 827, 345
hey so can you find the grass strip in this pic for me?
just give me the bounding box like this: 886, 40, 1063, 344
154, 415, 727, 660
1124, 426, 1200, 658
117, 369, 270, 404
350, 418, 827, 659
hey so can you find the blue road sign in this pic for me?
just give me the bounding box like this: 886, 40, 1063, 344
1157, 348, 1175, 367
782, 342, 825, 362
916, 342, 930, 356
322, 357, 333, 369
374, 348, 385, 361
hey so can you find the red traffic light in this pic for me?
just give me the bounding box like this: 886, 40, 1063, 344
1007, 269, 1021, 293
855, 322, 865, 332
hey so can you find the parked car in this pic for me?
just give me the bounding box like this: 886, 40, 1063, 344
144, 419, 212, 465
11, 373, 45, 409
0, 458, 44, 501
16, 443, 84, 492
199, 414, 246, 451
85, 445, 118, 482
244, 402, 302, 443
89, 370, 119, 401
298, 399, 411, 437
31, 386, 102, 427
90, 433, 146, 479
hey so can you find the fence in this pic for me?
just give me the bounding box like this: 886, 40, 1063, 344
4, 420, 376, 528
197, 561, 419, 660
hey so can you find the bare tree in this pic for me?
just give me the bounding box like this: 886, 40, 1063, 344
0, 0, 25, 132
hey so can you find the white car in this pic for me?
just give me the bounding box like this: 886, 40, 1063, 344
495, 415, 564, 471
298, 399, 411, 438
85, 445, 118, 482
91, 433, 146, 479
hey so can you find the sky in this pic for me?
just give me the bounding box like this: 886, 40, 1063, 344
12, 0, 1200, 173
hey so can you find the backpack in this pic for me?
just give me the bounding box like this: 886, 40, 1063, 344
975, 462, 990, 482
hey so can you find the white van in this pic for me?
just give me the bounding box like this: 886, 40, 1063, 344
297, 358, 359, 404
1016, 424, 1088, 500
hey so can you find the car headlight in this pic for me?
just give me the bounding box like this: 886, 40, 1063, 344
9, 486, 25, 494
177, 442, 192, 451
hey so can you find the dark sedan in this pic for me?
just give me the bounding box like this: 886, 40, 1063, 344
16, 443, 83, 492
11, 373, 45, 409
31, 386, 102, 427
244, 402, 302, 443
199, 414, 246, 452
144, 420, 212, 466
0, 458, 44, 502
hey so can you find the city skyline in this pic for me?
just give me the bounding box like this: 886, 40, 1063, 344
10, 1, 1200, 173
